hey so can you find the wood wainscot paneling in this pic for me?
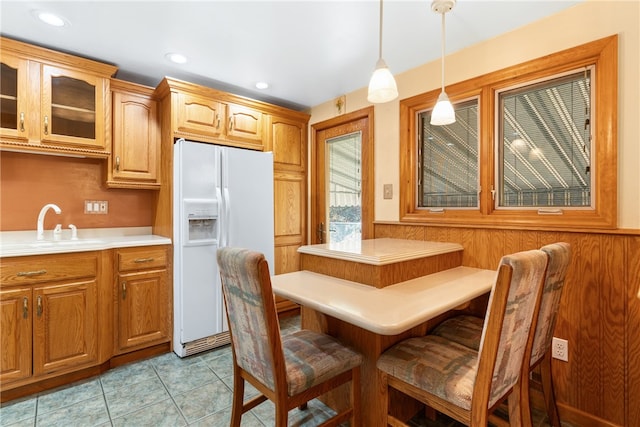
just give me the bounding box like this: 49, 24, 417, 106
627, 236, 640, 427
374, 222, 639, 427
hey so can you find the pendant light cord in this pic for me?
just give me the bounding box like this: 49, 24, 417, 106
440, 11, 446, 92
378, 0, 384, 60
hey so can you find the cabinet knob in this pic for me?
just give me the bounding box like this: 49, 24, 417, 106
116, 156, 120, 171
216, 114, 220, 129
23, 297, 28, 319
37, 295, 42, 317
122, 282, 127, 299
20, 112, 25, 132
44, 115, 49, 135
228, 116, 234, 131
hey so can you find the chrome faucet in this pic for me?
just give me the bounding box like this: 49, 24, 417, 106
36, 204, 62, 240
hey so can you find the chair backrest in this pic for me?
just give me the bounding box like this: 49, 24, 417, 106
217, 247, 283, 392
530, 242, 571, 365
473, 249, 548, 412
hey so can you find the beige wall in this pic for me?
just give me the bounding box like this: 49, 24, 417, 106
308, 0, 640, 230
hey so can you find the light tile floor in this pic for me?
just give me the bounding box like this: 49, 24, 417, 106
0, 316, 566, 427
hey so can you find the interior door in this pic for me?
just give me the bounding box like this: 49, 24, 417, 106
311, 107, 374, 244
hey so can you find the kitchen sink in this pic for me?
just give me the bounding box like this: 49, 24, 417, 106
28, 239, 104, 247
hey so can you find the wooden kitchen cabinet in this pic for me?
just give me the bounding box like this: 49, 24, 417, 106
0, 287, 32, 383
226, 102, 263, 145
0, 37, 116, 158
115, 246, 170, 353
268, 114, 307, 173
108, 79, 161, 189
0, 252, 99, 387
266, 114, 309, 314
32, 280, 98, 376
175, 92, 226, 139
156, 77, 265, 151
0, 52, 28, 141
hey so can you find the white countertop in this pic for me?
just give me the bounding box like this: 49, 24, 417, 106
0, 227, 172, 258
271, 266, 496, 335
297, 238, 463, 266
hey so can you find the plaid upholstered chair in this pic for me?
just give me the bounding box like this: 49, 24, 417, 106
216, 247, 363, 427
430, 242, 571, 427
377, 249, 548, 426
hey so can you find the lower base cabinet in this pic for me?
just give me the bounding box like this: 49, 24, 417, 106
115, 247, 170, 353
0, 245, 171, 401
33, 279, 99, 376
0, 287, 33, 383
0, 252, 99, 387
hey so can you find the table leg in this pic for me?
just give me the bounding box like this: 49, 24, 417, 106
300, 307, 444, 426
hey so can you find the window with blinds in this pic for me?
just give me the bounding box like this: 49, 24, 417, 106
497, 67, 593, 209
418, 98, 479, 209
327, 131, 362, 243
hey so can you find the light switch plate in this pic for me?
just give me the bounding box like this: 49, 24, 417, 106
383, 184, 393, 199
85, 200, 108, 214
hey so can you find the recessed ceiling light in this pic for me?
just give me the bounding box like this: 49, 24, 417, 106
33, 10, 68, 27
165, 53, 187, 64
255, 82, 269, 90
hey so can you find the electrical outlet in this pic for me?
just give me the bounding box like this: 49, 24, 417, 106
552, 337, 568, 362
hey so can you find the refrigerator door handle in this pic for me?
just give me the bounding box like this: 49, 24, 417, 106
223, 187, 231, 247
216, 186, 224, 246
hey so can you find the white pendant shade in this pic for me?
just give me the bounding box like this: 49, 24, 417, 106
430, 91, 455, 125
431, 0, 456, 125
368, 0, 398, 104
368, 59, 398, 104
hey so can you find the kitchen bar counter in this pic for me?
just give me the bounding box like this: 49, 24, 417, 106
272, 266, 495, 335
0, 227, 171, 257
298, 238, 464, 288
298, 238, 463, 265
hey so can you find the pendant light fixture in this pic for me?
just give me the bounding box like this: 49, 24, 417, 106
367, 0, 398, 104
430, 0, 456, 125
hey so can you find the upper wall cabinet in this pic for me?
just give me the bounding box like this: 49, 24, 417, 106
267, 114, 306, 173
175, 92, 226, 140
108, 79, 161, 190
0, 37, 117, 158
156, 77, 266, 151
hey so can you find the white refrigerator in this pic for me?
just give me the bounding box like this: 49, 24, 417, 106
173, 138, 274, 357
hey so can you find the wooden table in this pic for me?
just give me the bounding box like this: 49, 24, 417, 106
271, 266, 496, 426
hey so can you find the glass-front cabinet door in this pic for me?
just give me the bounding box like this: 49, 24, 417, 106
41, 65, 106, 150
0, 54, 29, 141
1, 37, 115, 157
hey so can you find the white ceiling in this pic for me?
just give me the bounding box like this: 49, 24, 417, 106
0, 0, 581, 111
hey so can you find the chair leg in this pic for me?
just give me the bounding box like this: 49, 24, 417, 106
231, 373, 245, 427
540, 352, 562, 427
508, 377, 525, 427
352, 366, 361, 426
275, 404, 288, 427
298, 402, 308, 410
518, 370, 534, 427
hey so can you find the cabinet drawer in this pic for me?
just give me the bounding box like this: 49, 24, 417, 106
1, 253, 98, 286
117, 247, 167, 272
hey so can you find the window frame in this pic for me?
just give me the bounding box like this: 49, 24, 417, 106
399, 35, 617, 229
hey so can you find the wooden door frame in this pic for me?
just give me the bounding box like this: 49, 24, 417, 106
310, 106, 374, 244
